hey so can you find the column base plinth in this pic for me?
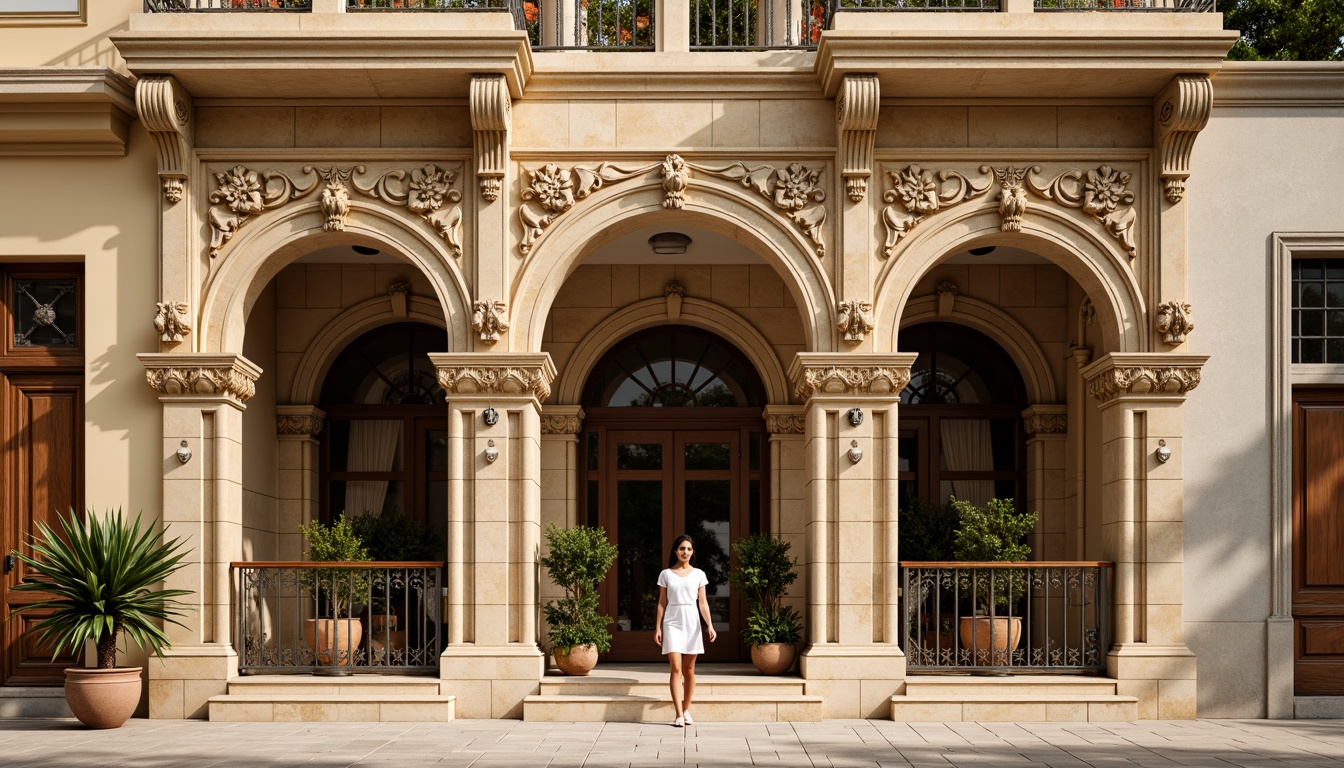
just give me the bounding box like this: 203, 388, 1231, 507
439, 644, 543, 719
1107, 643, 1197, 719
800, 643, 905, 718
147, 644, 238, 720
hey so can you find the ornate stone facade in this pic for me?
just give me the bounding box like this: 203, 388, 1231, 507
430, 354, 557, 402
788, 353, 917, 400
1082, 354, 1208, 403
275, 405, 325, 436
138, 353, 262, 404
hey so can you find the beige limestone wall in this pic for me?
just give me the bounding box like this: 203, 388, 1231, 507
193, 105, 472, 150
241, 282, 278, 562
876, 104, 1151, 150
0, 1, 135, 71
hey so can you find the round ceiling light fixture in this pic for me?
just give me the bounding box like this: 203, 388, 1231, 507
968, 246, 996, 256
648, 232, 692, 255
352, 245, 380, 256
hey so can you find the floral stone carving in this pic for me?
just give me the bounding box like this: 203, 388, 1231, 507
793, 366, 911, 400
309, 166, 358, 232
836, 299, 875, 345
153, 301, 192, 345
1030, 165, 1137, 258
765, 413, 806, 435
993, 166, 1031, 232
436, 366, 553, 402
472, 300, 510, 345
1086, 365, 1201, 402
518, 160, 660, 255
208, 165, 313, 257
357, 164, 464, 258
693, 161, 828, 257
881, 164, 992, 257
1155, 301, 1194, 345
540, 414, 583, 435
661, 154, 689, 210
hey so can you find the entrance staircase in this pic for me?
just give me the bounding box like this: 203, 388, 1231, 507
889, 675, 1137, 722
208, 675, 455, 722
523, 663, 823, 722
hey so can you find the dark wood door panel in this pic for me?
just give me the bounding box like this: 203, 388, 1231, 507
1293, 389, 1344, 695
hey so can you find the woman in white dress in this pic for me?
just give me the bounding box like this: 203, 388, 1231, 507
654, 534, 717, 727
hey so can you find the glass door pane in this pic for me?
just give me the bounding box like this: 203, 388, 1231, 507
616, 480, 664, 633
684, 479, 731, 632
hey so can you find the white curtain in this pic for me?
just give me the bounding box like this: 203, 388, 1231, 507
940, 418, 993, 507
343, 420, 402, 517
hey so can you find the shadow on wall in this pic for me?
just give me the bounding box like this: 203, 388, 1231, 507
46, 21, 130, 69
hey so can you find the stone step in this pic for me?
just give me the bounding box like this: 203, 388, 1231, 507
0, 687, 73, 718
539, 678, 806, 696
890, 693, 1138, 723
523, 693, 823, 723
209, 693, 455, 722
903, 675, 1119, 696
227, 674, 442, 696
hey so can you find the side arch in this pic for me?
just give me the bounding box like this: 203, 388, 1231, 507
289, 294, 447, 404
511, 180, 835, 354
873, 206, 1145, 355
899, 295, 1059, 404
553, 297, 792, 406
200, 200, 472, 355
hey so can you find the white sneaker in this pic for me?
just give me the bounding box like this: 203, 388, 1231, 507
683, 712, 694, 725
673, 716, 685, 728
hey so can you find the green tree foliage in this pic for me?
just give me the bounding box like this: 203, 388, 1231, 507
897, 499, 961, 562
349, 510, 440, 562
540, 524, 619, 652
729, 535, 802, 646
951, 497, 1037, 614
1223, 0, 1344, 61
300, 514, 371, 617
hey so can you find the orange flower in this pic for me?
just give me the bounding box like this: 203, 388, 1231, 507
524, 1, 539, 21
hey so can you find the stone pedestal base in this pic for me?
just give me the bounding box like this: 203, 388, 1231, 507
1107, 644, 1197, 719
147, 644, 238, 719
440, 645, 544, 719
800, 644, 905, 718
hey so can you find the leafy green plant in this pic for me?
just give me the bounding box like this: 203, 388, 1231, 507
539, 524, 618, 653
729, 535, 802, 647
951, 497, 1037, 614
300, 515, 371, 617
898, 498, 960, 562
9, 509, 192, 670
349, 510, 441, 562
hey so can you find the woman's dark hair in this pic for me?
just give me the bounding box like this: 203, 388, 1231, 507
667, 534, 696, 568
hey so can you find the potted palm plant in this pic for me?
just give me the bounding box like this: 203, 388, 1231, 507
951, 497, 1037, 666
729, 534, 803, 675
9, 509, 191, 729
299, 515, 371, 671
539, 523, 617, 676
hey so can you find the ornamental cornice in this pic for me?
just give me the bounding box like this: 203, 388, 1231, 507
137, 353, 262, 404
1021, 405, 1068, 435
788, 353, 918, 400
763, 406, 806, 435
428, 353, 557, 402
1081, 353, 1209, 403
540, 406, 585, 435
276, 405, 325, 437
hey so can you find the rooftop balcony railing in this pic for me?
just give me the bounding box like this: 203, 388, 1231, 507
144, 0, 312, 9
1035, 0, 1214, 9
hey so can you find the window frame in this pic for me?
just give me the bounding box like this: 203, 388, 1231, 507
0, 0, 86, 26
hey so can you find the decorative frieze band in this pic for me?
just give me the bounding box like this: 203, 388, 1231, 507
137, 353, 262, 405
788, 353, 918, 401
1081, 353, 1208, 403
276, 405, 326, 437
540, 406, 585, 435
764, 406, 806, 435
135, 75, 193, 204
429, 353, 557, 403
1021, 405, 1068, 435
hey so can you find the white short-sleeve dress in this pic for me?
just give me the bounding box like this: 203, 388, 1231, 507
658, 567, 708, 655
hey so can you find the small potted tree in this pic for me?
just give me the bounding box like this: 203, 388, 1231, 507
539, 523, 617, 676
300, 514, 371, 671
951, 497, 1037, 666
350, 511, 442, 661
729, 534, 802, 675
9, 509, 191, 729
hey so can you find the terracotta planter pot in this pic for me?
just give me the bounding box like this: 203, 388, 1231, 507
305, 617, 363, 668
554, 644, 598, 676
64, 667, 142, 729
750, 643, 797, 675
958, 616, 1022, 666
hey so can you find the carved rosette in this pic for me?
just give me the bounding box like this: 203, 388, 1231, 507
208, 165, 311, 257
540, 407, 585, 435
1081, 354, 1207, 403
881, 164, 992, 257
837, 74, 880, 202
471, 74, 512, 202
788, 354, 918, 401
357, 163, 465, 258
1155, 300, 1195, 346
276, 405, 326, 437
835, 299, 875, 345
518, 160, 660, 255
472, 299, 510, 346
136, 75, 193, 205
430, 354, 558, 403
1021, 406, 1068, 435
153, 300, 192, 345
1156, 74, 1212, 204
692, 160, 828, 257
1031, 165, 1138, 258
138, 353, 262, 405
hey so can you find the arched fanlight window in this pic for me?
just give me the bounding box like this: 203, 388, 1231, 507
583, 326, 764, 408
320, 322, 448, 405
899, 323, 1025, 405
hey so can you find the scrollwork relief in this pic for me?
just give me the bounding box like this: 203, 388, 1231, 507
693, 161, 828, 257
518, 160, 659, 255
143, 365, 258, 403
1155, 300, 1194, 346
472, 299, 510, 346
835, 299, 875, 345
765, 413, 806, 435
1030, 165, 1138, 258
1023, 412, 1068, 435
881, 164, 992, 257
540, 415, 583, 435
356, 163, 465, 258
153, 300, 192, 345
793, 366, 911, 400
208, 165, 313, 257
276, 411, 324, 437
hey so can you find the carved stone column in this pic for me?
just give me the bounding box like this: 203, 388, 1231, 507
539, 405, 584, 653
138, 353, 261, 719
765, 405, 809, 634
1022, 405, 1068, 560
276, 405, 324, 562
1083, 352, 1207, 720
430, 352, 556, 718
788, 352, 916, 718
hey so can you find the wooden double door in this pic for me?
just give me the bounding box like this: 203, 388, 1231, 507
1293, 389, 1344, 694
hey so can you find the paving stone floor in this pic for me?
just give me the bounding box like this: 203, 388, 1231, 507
0, 718, 1342, 768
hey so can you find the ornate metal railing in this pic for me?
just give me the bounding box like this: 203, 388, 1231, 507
233, 561, 443, 675
690, 0, 825, 49
1035, 0, 1213, 9
145, 0, 312, 10
901, 561, 1111, 673
834, 0, 997, 10
348, 0, 517, 11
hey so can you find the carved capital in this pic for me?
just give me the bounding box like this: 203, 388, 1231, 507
138, 353, 262, 405
837, 74, 879, 202
135, 75, 193, 204
540, 405, 585, 435
470, 74, 511, 202
276, 405, 326, 437
1155, 300, 1195, 346
764, 406, 806, 435
1155, 74, 1212, 204
1021, 405, 1068, 435
429, 353, 557, 403
788, 353, 918, 400
1081, 353, 1208, 403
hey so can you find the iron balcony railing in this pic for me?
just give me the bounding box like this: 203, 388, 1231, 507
233, 561, 444, 675
834, 0, 997, 10
144, 0, 312, 9
901, 561, 1112, 673
1035, 0, 1213, 9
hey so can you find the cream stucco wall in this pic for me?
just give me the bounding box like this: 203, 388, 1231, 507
0, 0, 135, 71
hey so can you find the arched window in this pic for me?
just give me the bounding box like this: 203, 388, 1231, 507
583, 326, 764, 408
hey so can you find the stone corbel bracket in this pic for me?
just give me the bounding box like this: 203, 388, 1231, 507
138, 353, 262, 406
471, 74, 511, 203
788, 352, 918, 401
1155, 74, 1212, 204
837, 74, 879, 203
429, 353, 557, 403
1081, 352, 1207, 403
136, 75, 193, 204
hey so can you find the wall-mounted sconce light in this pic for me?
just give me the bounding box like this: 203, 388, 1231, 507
485, 439, 499, 463
483, 407, 499, 426
648, 232, 692, 255
176, 440, 192, 464
1155, 439, 1172, 464
847, 407, 864, 427
848, 439, 863, 464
